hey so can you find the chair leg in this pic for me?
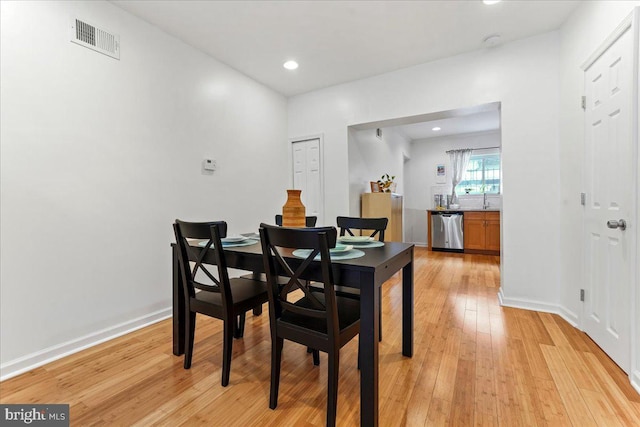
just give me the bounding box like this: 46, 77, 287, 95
379, 287, 383, 342
270, 337, 284, 409
234, 313, 246, 339
327, 350, 340, 427
239, 312, 246, 337
184, 311, 196, 369
221, 320, 233, 387
306, 347, 320, 365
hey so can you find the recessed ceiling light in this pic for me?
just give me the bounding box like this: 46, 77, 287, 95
483, 0, 501, 5
432, 127, 441, 131
283, 60, 299, 70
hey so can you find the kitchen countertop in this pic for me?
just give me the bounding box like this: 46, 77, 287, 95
427, 208, 501, 213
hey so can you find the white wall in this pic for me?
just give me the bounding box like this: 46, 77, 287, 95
405, 131, 501, 244
558, 1, 640, 390
347, 127, 410, 219
289, 31, 561, 311
0, 1, 288, 378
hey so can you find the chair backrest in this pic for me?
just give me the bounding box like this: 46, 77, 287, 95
259, 223, 340, 337
173, 220, 233, 306
275, 215, 318, 227
336, 216, 388, 241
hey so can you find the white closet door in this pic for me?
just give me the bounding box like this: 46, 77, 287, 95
292, 138, 322, 223
582, 22, 635, 373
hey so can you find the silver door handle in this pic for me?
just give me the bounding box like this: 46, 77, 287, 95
607, 219, 627, 230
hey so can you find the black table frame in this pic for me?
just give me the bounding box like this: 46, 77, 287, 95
172, 241, 414, 426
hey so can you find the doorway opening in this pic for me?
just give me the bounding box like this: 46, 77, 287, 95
347, 101, 502, 249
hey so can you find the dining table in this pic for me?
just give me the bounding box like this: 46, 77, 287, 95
171, 236, 414, 427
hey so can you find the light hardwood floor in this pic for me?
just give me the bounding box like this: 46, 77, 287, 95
2, 248, 639, 426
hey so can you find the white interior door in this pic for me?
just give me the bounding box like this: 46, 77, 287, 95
582, 23, 635, 373
292, 138, 322, 223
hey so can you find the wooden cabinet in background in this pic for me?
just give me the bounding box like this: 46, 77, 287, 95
485, 213, 501, 252
464, 211, 500, 255
464, 212, 486, 250
361, 193, 403, 242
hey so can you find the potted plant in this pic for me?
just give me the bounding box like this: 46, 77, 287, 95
377, 174, 396, 193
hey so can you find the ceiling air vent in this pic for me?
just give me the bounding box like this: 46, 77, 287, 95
70, 18, 120, 60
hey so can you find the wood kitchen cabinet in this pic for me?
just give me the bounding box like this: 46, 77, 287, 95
361, 192, 403, 242
464, 211, 500, 255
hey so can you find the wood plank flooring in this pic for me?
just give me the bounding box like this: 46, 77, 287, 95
2, 248, 639, 425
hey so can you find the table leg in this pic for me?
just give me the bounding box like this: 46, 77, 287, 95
252, 271, 263, 315
360, 272, 379, 427
173, 245, 185, 356
402, 251, 414, 357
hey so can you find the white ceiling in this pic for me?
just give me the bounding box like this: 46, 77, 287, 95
392, 110, 500, 141
112, 0, 581, 97
351, 101, 500, 141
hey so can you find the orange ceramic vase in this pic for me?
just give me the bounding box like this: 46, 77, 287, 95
282, 189, 306, 227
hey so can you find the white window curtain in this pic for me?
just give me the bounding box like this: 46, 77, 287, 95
447, 148, 473, 204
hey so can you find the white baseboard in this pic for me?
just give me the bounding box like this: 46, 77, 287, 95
0, 307, 172, 382
497, 288, 579, 327
409, 242, 427, 247
632, 370, 640, 395
556, 305, 579, 328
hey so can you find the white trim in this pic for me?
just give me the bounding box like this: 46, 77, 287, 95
581, 11, 633, 71
0, 308, 171, 381
632, 370, 640, 395
497, 289, 578, 327
557, 305, 580, 328
289, 134, 325, 225
631, 6, 640, 396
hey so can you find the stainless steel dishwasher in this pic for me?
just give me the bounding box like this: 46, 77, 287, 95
431, 212, 464, 252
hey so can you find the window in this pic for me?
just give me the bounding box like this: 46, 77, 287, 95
456, 150, 501, 195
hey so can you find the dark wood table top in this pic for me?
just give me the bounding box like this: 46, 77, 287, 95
220, 240, 414, 288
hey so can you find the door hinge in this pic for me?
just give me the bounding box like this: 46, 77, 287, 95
580, 289, 585, 302
580, 192, 586, 206
581, 95, 586, 110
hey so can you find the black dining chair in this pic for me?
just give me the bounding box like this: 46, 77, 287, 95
273, 213, 318, 285
275, 214, 318, 227
336, 216, 388, 242
173, 220, 268, 387
259, 223, 360, 427
240, 213, 317, 286
335, 216, 388, 341
241, 215, 317, 283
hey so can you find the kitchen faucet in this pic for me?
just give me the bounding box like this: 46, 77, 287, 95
483, 193, 489, 209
